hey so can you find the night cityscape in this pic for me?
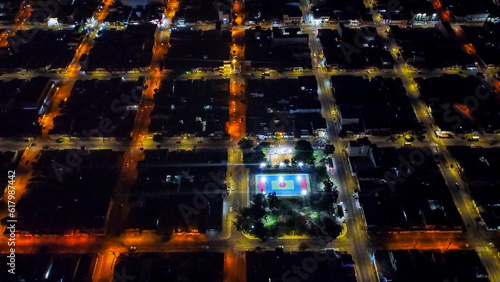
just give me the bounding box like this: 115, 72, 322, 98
0, 0, 499, 281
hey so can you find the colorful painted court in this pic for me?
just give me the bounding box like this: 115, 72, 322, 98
255, 173, 311, 196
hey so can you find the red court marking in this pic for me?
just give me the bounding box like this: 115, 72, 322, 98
300, 177, 308, 189
258, 181, 266, 192
279, 182, 287, 188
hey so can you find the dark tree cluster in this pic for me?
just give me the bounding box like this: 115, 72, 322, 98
235, 193, 342, 241
293, 139, 315, 164
238, 137, 266, 166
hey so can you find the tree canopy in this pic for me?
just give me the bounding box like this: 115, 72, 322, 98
294, 140, 315, 163
238, 138, 266, 166
238, 137, 254, 151
323, 144, 335, 155
315, 165, 329, 183
242, 149, 265, 166
235, 192, 343, 241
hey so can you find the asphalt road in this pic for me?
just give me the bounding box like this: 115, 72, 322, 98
0, 0, 499, 281
372, 3, 500, 280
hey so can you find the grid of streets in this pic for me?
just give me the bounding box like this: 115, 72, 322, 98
0, 0, 499, 281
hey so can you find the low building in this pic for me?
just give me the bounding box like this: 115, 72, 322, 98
375, 250, 488, 281
247, 250, 357, 282
282, 4, 302, 25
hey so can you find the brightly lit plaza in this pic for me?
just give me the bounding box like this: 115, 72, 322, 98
266, 145, 295, 166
